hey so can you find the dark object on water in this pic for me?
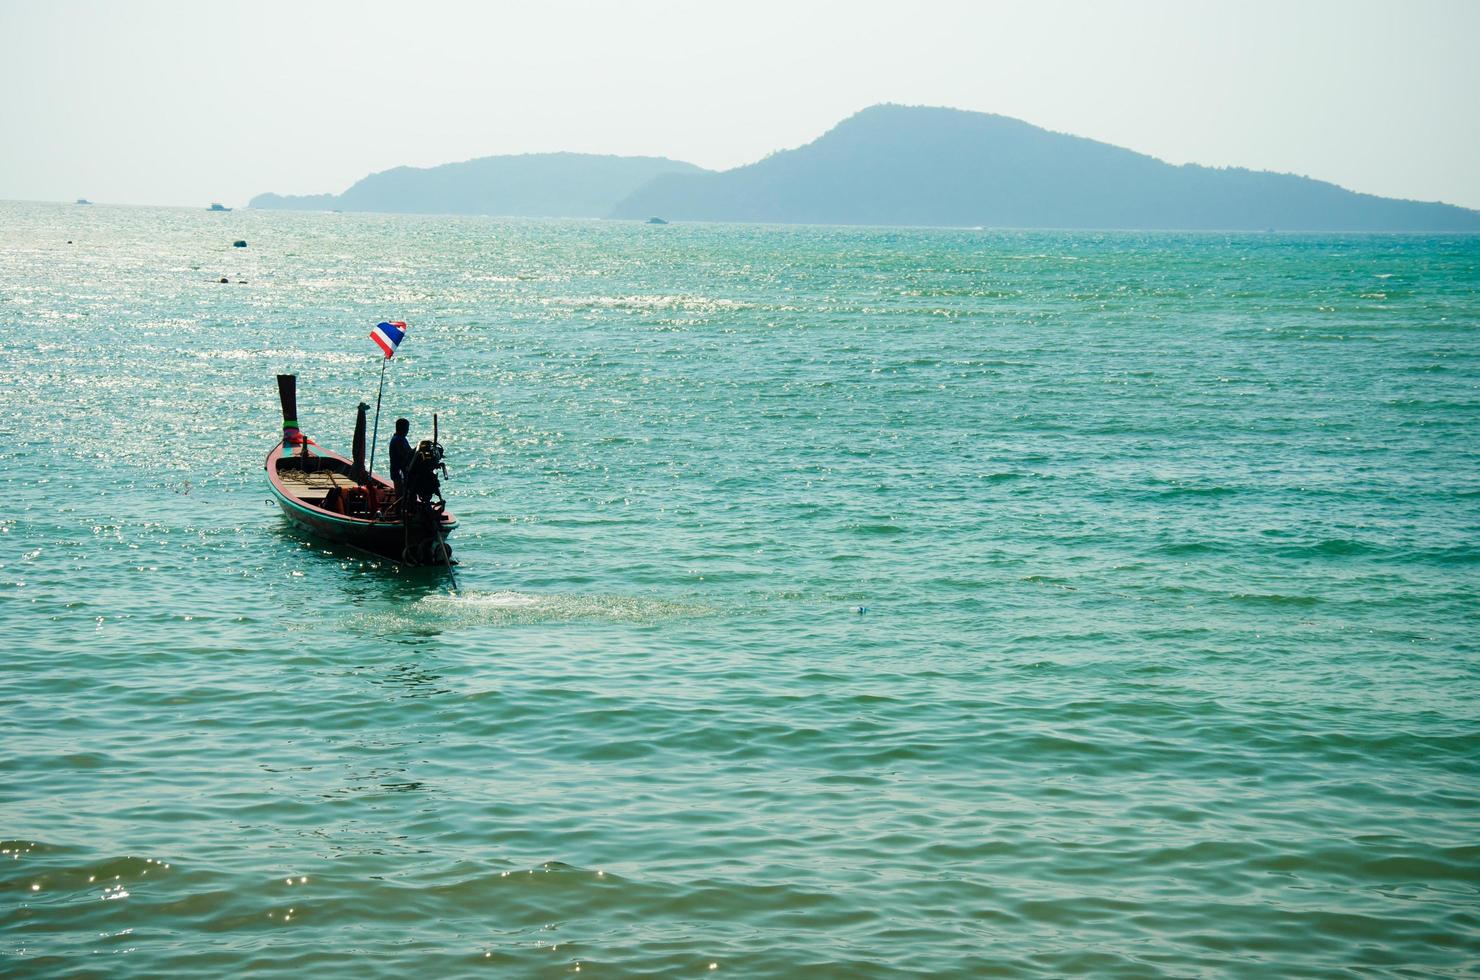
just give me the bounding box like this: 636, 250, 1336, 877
233, 239, 247, 248
266, 374, 457, 565
76, 198, 92, 205
208, 202, 231, 212
219, 277, 229, 283
646, 216, 668, 224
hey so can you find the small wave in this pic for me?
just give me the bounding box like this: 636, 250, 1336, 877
1405, 544, 1479, 565
541, 294, 752, 314
0, 840, 176, 898
849, 522, 905, 536
1154, 540, 1228, 556
196, 348, 364, 365
1275, 538, 1378, 558
1150, 484, 1236, 499
1228, 591, 1323, 607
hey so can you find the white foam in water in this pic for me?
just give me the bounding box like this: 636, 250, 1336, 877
443, 590, 541, 608
410, 589, 713, 627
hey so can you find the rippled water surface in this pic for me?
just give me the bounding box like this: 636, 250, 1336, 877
3, 202, 1478, 976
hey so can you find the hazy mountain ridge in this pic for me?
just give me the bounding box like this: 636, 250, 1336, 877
252, 106, 1480, 230
610, 105, 1480, 231
250, 152, 707, 218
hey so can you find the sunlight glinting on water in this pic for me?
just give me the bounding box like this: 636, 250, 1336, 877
2, 202, 1477, 976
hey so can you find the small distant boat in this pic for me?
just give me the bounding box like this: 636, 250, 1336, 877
75, 198, 93, 205
208, 203, 232, 212
265, 375, 457, 565
646, 216, 668, 225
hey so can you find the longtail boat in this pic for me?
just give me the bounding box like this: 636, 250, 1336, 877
265, 374, 456, 565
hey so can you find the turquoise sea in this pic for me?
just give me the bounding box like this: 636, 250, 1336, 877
2, 201, 1477, 976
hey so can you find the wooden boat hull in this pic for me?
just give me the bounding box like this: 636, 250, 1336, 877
265, 443, 457, 562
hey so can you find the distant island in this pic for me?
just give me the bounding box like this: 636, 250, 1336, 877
251, 153, 705, 219
253, 105, 1480, 232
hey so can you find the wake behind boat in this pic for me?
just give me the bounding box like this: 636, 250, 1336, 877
266, 373, 457, 566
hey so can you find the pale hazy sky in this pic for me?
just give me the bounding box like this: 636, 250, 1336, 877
3, 0, 1477, 209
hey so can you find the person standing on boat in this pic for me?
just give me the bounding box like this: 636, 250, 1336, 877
389, 418, 414, 509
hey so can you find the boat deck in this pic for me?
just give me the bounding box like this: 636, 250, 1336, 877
276, 465, 363, 503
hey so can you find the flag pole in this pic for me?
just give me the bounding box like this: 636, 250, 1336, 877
368, 355, 387, 478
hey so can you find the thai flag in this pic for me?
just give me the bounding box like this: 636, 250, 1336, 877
370, 320, 408, 358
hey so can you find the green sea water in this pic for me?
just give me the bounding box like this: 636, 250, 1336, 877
2, 201, 1477, 977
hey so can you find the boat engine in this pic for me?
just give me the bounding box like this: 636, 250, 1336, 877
405, 440, 447, 509
402, 439, 452, 565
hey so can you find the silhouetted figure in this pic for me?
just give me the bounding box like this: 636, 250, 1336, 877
389, 418, 413, 507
